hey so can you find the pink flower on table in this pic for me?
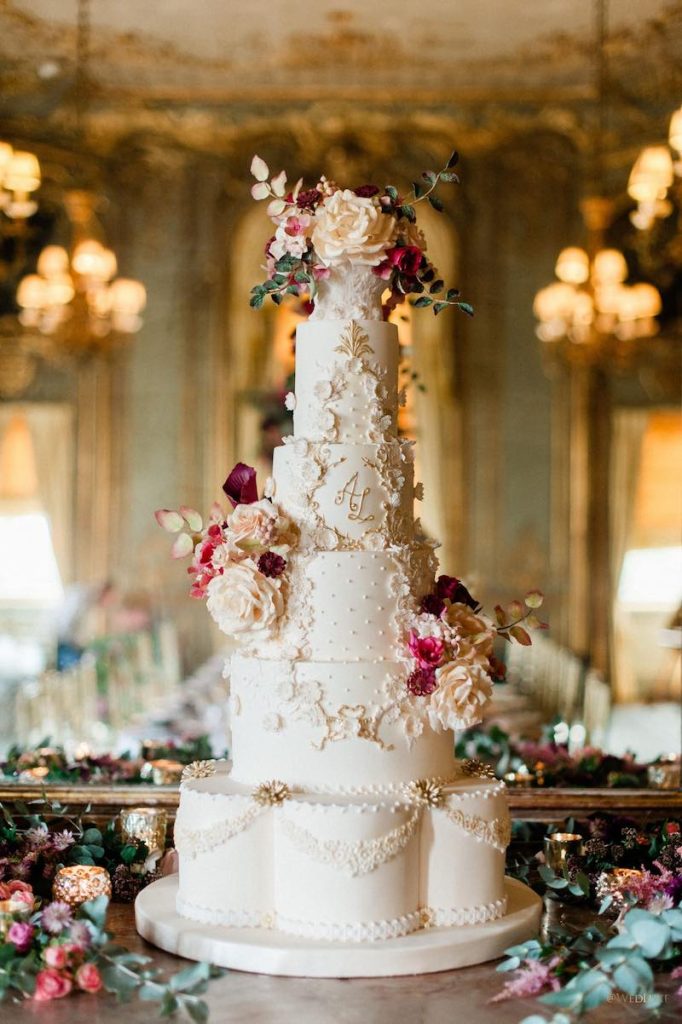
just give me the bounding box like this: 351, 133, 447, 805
491, 957, 561, 1002
76, 962, 103, 993
7, 921, 34, 953
40, 901, 72, 935
408, 631, 445, 669
9, 888, 35, 912
34, 968, 72, 1001
44, 944, 68, 969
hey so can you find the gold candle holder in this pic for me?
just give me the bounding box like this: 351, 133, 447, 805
647, 755, 680, 790
52, 865, 112, 907
120, 806, 168, 853
139, 758, 184, 785
544, 832, 583, 872
503, 766, 533, 788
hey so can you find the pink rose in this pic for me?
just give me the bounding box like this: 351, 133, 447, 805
7, 921, 34, 953
408, 631, 445, 669
44, 944, 68, 969
76, 962, 102, 993
34, 968, 73, 1001
9, 889, 35, 912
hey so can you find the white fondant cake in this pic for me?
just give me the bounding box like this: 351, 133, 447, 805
171, 313, 517, 945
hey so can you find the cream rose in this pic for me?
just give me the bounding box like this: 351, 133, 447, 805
428, 662, 493, 731
312, 189, 397, 267
206, 562, 284, 636
229, 499, 290, 550
445, 603, 495, 662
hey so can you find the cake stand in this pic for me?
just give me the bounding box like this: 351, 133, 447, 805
135, 875, 542, 978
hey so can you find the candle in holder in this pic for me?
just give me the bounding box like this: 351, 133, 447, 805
52, 865, 112, 907
139, 758, 184, 785
120, 807, 168, 853
647, 755, 681, 790
503, 766, 533, 788
544, 832, 583, 872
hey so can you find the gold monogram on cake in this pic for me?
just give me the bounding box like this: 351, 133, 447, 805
335, 471, 374, 523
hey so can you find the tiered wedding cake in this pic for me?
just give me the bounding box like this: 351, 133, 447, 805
138, 156, 541, 975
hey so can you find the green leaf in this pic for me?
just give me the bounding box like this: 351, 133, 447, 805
446, 288, 460, 301
101, 964, 140, 1002
168, 962, 211, 993
447, 149, 459, 168
612, 963, 645, 996
496, 956, 521, 972
429, 280, 444, 294
412, 182, 424, 199
412, 296, 432, 308
120, 844, 138, 865
86, 844, 105, 859
400, 204, 416, 223
182, 997, 210, 1024
385, 185, 398, 201
627, 915, 669, 958
433, 302, 448, 315
82, 827, 102, 845
69, 845, 95, 865
139, 981, 166, 1001
457, 301, 475, 317
79, 894, 109, 931
421, 171, 437, 186
440, 171, 460, 183
249, 293, 264, 310
427, 195, 444, 212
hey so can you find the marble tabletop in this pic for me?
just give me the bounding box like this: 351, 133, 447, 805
4, 902, 680, 1023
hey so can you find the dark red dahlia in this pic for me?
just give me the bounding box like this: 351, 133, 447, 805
435, 575, 479, 610
296, 188, 323, 210
353, 184, 380, 198
258, 552, 286, 578
385, 245, 423, 276
406, 667, 438, 696
420, 593, 446, 617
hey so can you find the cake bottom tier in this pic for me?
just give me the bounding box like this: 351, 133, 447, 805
174, 764, 511, 943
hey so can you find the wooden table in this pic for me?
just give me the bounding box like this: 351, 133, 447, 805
5, 902, 680, 1023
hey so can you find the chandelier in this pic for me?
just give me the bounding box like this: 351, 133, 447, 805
0, 143, 41, 222
14, 0, 145, 357
16, 191, 146, 351
628, 107, 682, 231
533, 0, 662, 361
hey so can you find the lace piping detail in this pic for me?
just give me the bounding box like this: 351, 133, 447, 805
278, 808, 421, 877
175, 895, 508, 941
440, 802, 512, 853
174, 802, 264, 858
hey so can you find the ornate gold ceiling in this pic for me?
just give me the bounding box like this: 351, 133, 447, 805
0, 0, 679, 185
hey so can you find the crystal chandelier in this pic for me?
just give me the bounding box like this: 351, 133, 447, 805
0, 143, 41, 221
16, 192, 146, 349
628, 107, 682, 231
14, 0, 145, 356
533, 0, 662, 359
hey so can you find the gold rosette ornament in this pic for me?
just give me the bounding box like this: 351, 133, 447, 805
403, 778, 444, 807
181, 760, 216, 782
252, 780, 291, 806
461, 758, 496, 780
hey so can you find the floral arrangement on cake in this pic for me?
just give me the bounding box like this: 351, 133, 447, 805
406, 577, 545, 731
248, 152, 472, 318
156, 462, 297, 639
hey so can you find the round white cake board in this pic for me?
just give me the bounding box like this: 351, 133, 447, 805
135, 876, 542, 978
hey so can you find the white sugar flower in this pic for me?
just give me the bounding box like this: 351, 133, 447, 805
312, 189, 397, 267
206, 562, 284, 637
284, 391, 297, 411
314, 379, 333, 401
428, 663, 493, 731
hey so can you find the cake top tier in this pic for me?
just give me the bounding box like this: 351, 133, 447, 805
248, 153, 472, 323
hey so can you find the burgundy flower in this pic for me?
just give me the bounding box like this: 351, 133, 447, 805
223, 463, 259, 508
258, 552, 286, 578
488, 655, 507, 683
435, 575, 479, 610
353, 184, 380, 198
407, 667, 438, 696
385, 245, 423, 276
408, 631, 445, 669
420, 593, 446, 617
296, 188, 323, 210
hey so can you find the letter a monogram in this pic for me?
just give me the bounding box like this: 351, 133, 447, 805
335, 472, 374, 523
